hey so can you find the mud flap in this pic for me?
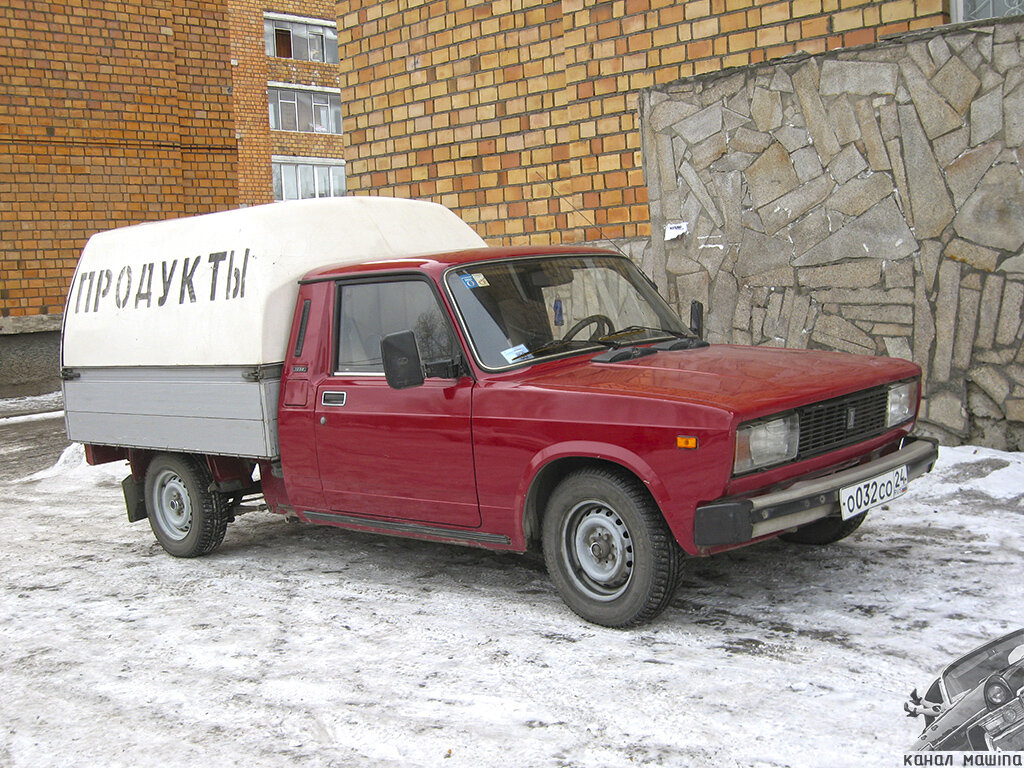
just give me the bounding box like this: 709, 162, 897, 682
693, 500, 754, 546
122, 475, 147, 522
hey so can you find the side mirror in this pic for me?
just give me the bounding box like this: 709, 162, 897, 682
381, 330, 425, 389
690, 300, 705, 340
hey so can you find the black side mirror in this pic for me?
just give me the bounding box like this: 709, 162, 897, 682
381, 330, 425, 389
690, 300, 705, 340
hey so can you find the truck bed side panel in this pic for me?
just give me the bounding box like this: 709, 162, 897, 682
64, 366, 281, 459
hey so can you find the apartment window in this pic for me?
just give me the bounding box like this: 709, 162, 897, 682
268, 85, 342, 134
264, 14, 338, 64
273, 157, 346, 201
953, 0, 1024, 20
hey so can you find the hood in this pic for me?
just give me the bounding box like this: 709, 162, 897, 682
513, 344, 920, 420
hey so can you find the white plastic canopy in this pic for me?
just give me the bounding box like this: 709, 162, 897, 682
61, 197, 486, 368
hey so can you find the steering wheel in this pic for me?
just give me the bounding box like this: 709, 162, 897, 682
562, 314, 614, 341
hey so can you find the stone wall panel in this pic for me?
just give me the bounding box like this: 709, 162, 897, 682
641, 17, 1024, 448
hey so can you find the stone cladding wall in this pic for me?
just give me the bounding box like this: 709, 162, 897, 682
640, 17, 1024, 447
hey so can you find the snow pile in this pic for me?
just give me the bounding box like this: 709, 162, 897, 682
19, 442, 128, 484
0, 439, 1022, 768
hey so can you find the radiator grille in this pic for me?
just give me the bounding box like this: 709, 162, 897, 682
797, 386, 890, 460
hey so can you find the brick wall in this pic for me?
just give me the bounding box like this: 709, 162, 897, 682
336, 0, 571, 242
0, 0, 236, 320
336, 0, 947, 246
229, 0, 344, 207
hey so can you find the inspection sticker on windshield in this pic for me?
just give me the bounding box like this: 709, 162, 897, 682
839, 465, 909, 520
460, 273, 489, 289
501, 344, 531, 363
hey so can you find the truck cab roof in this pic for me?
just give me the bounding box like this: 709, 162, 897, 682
298, 245, 620, 283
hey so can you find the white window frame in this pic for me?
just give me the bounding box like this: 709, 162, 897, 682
950, 0, 1024, 21
263, 13, 338, 64
272, 156, 347, 202
268, 84, 343, 135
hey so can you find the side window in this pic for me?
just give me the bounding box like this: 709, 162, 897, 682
336, 280, 457, 374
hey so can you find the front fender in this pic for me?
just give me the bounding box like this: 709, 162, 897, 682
514, 440, 672, 539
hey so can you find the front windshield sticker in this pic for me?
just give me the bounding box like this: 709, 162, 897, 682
460, 273, 490, 289
553, 299, 564, 326
501, 344, 532, 363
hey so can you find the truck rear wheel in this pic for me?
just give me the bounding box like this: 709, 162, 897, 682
542, 468, 682, 627
144, 454, 228, 557
779, 512, 866, 545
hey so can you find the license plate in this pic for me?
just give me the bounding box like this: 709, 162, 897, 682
839, 465, 909, 520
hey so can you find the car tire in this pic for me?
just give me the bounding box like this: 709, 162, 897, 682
779, 512, 866, 545
145, 454, 228, 558
542, 468, 682, 627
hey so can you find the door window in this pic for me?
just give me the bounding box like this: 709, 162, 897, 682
335, 279, 457, 374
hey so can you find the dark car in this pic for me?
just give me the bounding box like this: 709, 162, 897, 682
906, 629, 1024, 751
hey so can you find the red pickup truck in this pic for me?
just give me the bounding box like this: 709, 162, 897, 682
62, 198, 937, 627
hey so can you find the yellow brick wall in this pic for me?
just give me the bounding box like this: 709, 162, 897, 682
337, 0, 571, 242
336, 0, 948, 245
0, 0, 237, 319
229, 0, 345, 206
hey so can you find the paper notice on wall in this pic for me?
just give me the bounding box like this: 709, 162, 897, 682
665, 222, 689, 241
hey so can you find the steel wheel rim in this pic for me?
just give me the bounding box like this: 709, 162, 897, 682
152, 469, 193, 541
561, 500, 634, 601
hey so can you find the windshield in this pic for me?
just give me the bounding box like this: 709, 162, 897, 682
943, 629, 1024, 699
445, 254, 690, 370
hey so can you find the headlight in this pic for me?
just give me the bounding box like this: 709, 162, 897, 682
734, 414, 799, 474
984, 675, 1013, 710
887, 381, 917, 427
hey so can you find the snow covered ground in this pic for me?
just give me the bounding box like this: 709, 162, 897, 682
1, 412, 1022, 768
0, 390, 63, 419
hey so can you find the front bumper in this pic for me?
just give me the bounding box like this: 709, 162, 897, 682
979, 695, 1024, 750
693, 436, 938, 547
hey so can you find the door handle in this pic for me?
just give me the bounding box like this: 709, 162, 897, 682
321, 391, 347, 407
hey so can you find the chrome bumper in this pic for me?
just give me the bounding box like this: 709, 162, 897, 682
693, 436, 939, 548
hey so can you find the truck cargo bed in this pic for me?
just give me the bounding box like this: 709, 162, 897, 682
63, 365, 282, 459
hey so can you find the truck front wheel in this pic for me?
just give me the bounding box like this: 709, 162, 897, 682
144, 454, 228, 557
542, 469, 682, 627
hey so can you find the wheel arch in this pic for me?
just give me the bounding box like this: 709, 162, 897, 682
520, 444, 669, 551
128, 450, 255, 490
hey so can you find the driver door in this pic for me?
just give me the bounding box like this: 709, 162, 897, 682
314, 276, 480, 528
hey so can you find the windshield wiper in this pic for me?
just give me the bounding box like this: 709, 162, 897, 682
597, 325, 691, 346
511, 337, 614, 361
